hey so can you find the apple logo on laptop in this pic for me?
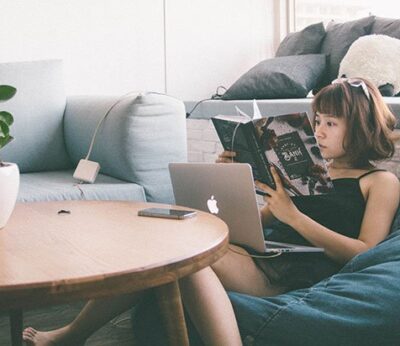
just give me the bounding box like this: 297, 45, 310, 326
207, 195, 219, 214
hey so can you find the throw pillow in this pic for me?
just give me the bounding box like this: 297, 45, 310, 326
275, 22, 326, 57
371, 17, 400, 39
320, 16, 375, 83
221, 54, 326, 100
339, 35, 400, 96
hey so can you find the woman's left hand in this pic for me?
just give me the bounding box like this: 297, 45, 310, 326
255, 166, 300, 225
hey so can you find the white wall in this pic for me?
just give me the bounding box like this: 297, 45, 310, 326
0, 0, 165, 95
0, 0, 275, 99
166, 0, 274, 99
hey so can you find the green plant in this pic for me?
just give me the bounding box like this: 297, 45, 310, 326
0, 85, 17, 165
0, 85, 16, 148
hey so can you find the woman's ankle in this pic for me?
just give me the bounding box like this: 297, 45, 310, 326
60, 325, 88, 345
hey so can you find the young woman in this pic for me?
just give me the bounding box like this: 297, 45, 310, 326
178, 77, 400, 345
23, 78, 400, 346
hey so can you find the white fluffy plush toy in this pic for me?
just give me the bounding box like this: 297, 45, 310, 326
339, 34, 400, 96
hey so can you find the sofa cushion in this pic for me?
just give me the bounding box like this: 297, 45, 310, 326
276, 22, 326, 57
0, 60, 72, 172
371, 17, 400, 39
17, 170, 146, 202
228, 228, 400, 345
64, 93, 187, 203
320, 16, 375, 83
221, 55, 326, 100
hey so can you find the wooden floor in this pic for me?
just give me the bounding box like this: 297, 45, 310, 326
0, 301, 136, 345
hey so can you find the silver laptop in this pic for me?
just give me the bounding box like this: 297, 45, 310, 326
169, 163, 323, 254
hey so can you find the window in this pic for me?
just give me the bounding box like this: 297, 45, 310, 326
293, 0, 400, 31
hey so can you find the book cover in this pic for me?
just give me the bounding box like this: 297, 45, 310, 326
212, 102, 334, 196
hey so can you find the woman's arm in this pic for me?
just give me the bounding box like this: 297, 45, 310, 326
260, 204, 276, 227
257, 168, 400, 264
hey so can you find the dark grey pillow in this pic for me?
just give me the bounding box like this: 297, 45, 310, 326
276, 22, 326, 57
371, 17, 400, 39
221, 54, 326, 100
320, 16, 375, 83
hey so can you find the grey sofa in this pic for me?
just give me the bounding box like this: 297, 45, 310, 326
0, 60, 187, 204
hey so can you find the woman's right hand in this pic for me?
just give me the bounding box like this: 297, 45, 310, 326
216, 151, 237, 163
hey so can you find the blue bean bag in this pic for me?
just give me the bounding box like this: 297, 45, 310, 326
229, 229, 400, 345
132, 211, 400, 345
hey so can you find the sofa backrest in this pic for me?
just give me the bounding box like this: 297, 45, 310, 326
0, 60, 72, 172
64, 92, 188, 203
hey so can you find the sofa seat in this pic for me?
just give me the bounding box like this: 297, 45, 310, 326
17, 170, 146, 203
185, 98, 400, 127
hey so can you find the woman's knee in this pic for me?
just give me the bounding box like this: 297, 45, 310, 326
211, 245, 286, 296
211, 244, 247, 274
180, 267, 212, 291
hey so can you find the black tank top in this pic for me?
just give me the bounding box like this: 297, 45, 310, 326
265, 169, 386, 245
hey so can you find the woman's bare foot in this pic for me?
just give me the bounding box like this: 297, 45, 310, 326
22, 326, 85, 346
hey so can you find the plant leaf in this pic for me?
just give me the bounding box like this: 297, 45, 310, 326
0, 121, 9, 137
0, 111, 14, 126
0, 85, 17, 102
0, 135, 13, 149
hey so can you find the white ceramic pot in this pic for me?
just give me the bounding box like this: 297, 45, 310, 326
0, 162, 20, 229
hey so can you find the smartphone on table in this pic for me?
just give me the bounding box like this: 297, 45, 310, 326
138, 208, 197, 220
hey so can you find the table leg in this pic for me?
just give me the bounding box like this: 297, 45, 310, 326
9, 309, 23, 346
154, 280, 189, 346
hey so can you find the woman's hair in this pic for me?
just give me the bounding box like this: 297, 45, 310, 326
312, 77, 398, 168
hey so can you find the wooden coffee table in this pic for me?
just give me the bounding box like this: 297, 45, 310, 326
0, 200, 229, 346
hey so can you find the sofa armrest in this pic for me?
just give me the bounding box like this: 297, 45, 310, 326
63, 92, 187, 203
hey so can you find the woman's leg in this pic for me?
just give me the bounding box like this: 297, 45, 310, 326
23, 292, 145, 346
180, 267, 242, 346
180, 244, 286, 346
212, 244, 287, 296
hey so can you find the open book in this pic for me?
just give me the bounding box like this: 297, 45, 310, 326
211, 101, 334, 196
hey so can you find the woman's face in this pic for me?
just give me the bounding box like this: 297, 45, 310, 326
314, 112, 348, 161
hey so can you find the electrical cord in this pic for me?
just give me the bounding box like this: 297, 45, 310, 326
85, 90, 181, 159
73, 91, 140, 194
73, 183, 86, 199
186, 85, 227, 118
228, 109, 271, 196
229, 245, 282, 258
84, 91, 140, 160
186, 97, 213, 118
231, 122, 241, 162
214, 85, 227, 97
